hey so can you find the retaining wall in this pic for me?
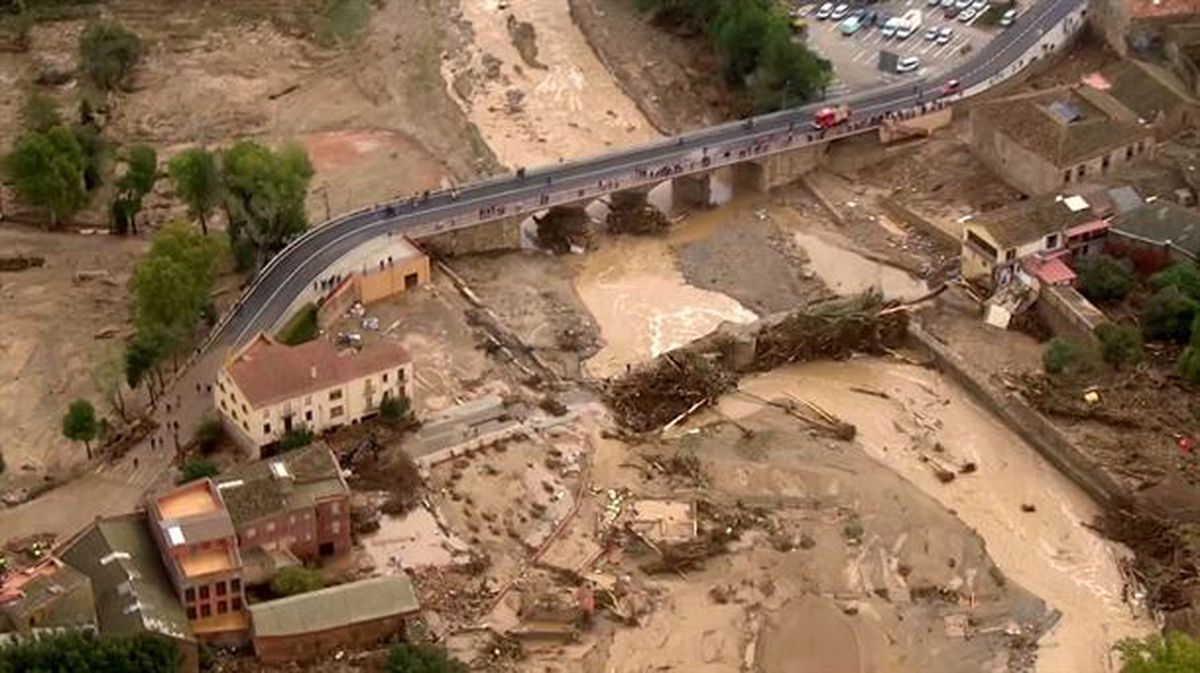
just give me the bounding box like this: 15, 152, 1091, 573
908, 322, 1130, 509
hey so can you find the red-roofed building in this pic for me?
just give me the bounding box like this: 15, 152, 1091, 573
1091, 0, 1200, 56
215, 334, 413, 454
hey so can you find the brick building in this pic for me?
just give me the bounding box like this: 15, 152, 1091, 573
145, 481, 249, 644
249, 575, 420, 664
213, 442, 352, 564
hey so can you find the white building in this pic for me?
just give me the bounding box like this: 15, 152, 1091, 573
215, 334, 413, 455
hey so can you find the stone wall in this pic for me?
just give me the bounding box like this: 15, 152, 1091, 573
1036, 284, 1109, 347
417, 215, 524, 257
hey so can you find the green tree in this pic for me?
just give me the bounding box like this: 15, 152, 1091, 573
194, 417, 225, 454
386, 643, 469, 673
168, 147, 222, 236
1116, 631, 1200, 673
1141, 286, 1199, 343
751, 29, 831, 112
3, 126, 88, 227
79, 21, 142, 91
1096, 323, 1144, 369
1043, 337, 1092, 375
712, 0, 775, 82
93, 349, 129, 422
0, 631, 178, 673
221, 140, 314, 270
270, 566, 324, 597
71, 122, 106, 191
178, 457, 219, 483
62, 398, 98, 459
125, 328, 167, 402
1150, 263, 1200, 302
20, 93, 62, 133
1077, 255, 1135, 304
1179, 315, 1200, 384
111, 143, 157, 235
380, 395, 411, 425
130, 222, 221, 362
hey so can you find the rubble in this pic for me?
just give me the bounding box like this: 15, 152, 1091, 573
606, 199, 670, 236
604, 350, 736, 432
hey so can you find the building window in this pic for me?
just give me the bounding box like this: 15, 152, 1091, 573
305, 409, 313, 422
397, 368, 406, 382
331, 502, 340, 514
218, 382, 225, 393
200, 604, 211, 618
185, 587, 195, 602
232, 597, 243, 611
332, 521, 341, 534
383, 372, 389, 383
306, 532, 313, 541
199, 585, 209, 600
246, 527, 256, 538
242, 421, 249, 432
1077, 165, 1085, 178
329, 389, 343, 401
263, 423, 271, 435
331, 405, 344, 418
231, 579, 241, 592
241, 404, 247, 415
232, 409, 239, 421
187, 607, 197, 620
304, 511, 312, 520
289, 515, 296, 525
220, 400, 227, 411
267, 522, 276, 533
216, 581, 226, 596
965, 230, 998, 260
1102, 155, 1110, 172
1005, 249, 1016, 262
1045, 234, 1059, 249
263, 409, 270, 419
217, 601, 228, 614
1127, 146, 1134, 159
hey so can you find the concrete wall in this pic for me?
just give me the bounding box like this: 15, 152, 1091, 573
737, 143, 828, 192
908, 323, 1129, 508
358, 254, 430, 304
417, 215, 523, 257
253, 615, 411, 664
1036, 283, 1110, 346
876, 196, 960, 250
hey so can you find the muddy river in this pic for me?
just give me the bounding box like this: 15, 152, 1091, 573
570, 210, 1150, 670
722, 361, 1150, 673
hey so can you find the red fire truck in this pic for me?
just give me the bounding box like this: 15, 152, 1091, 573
811, 105, 851, 130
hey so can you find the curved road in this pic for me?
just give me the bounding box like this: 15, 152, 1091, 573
221, 0, 1083, 348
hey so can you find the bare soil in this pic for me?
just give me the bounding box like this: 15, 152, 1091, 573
0, 226, 145, 479
567, 0, 731, 133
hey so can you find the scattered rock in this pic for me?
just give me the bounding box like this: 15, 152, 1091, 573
1020, 503, 1037, 513
505, 88, 525, 113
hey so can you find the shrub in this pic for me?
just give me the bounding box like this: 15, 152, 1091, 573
1150, 263, 1200, 302
1076, 255, 1134, 304
270, 566, 323, 597
1179, 315, 1200, 384
0, 631, 177, 673
1096, 323, 1144, 369
386, 643, 468, 673
380, 395, 412, 427
178, 457, 219, 484
1141, 286, 1199, 343
1042, 337, 1092, 375
79, 21, 142, 91
1115, 631, 1200, 672
194, 417, 224, 455
276, 303, 318, 345
278, 427, 315, 452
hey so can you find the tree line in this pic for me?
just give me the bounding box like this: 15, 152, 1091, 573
635, 0, 832, 113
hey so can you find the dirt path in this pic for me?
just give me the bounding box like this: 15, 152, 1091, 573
442, 0, 660, 169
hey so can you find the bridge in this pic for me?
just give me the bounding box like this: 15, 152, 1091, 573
220, 0, 1087, 348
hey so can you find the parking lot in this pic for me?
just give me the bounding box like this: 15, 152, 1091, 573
799, 0, 1002, 97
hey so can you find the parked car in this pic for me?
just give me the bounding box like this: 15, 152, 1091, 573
999, 7, 1017, 25
839, 16, 863, 34
958, 7, 976, 21
940, 0, 954, 7
941, 78, 962, 96
896, 56, 920, 72
896, 22, 917, 39
880, 16, 900, 36
831, 3, 850, 19
927, 0, 941, 6
816, 2, 834, 19
971, 0, 988, 11
862, 9, 879, 26
924, 26, 940, 40
954, 0, 971, 9
943, 6, 959, 18
936, 26, 953, 43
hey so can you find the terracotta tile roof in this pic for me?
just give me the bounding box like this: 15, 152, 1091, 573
213, 443, 347, 527
226, 334, 410, 409
975, 87, 1153, 167
1125, 0, 1200, 19
974, 197, 1099, 248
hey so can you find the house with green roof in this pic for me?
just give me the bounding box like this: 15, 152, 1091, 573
58, 513, 199, 672
248, 574, 420, 664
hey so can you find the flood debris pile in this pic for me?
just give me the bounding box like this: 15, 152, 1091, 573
535, 208, 591, 254
605, 351, 738, 432
606, 198, 670, 235
751, 290, 908, 371
1100, 507, 1200, 632
604, 291, 908, 432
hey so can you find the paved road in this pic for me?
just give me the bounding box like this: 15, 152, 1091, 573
220, 0, 1083, 348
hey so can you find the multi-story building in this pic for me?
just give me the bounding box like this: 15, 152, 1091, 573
214, 442, 353, 563
215, 334, 413, 455
145, 480, 249, 644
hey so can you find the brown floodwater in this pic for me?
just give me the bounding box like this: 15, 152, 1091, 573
717, 360, 1151, 673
